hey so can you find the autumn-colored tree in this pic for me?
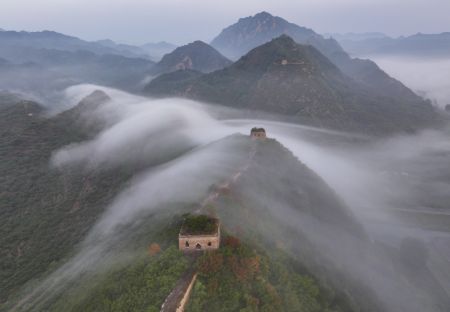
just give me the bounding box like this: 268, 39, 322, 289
223, 236, 241, 249
198, 252, 224, 274
243, 256, 260, 276
228, 255, 260, 282
148, 243, 161, 256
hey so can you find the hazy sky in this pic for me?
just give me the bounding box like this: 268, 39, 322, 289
1, 0, 449, 45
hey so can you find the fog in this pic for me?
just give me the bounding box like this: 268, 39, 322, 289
12, 85, 450, 311
367, 56, 450, 108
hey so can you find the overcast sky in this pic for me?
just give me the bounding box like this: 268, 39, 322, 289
1, 0, 449, 45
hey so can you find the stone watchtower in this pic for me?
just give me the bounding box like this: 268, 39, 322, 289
250, 127, 266, 139
179, 215, 220, 251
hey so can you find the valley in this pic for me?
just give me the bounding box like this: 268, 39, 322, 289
1, 8, 450, 312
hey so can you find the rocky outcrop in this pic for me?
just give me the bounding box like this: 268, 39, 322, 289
151, 41, 231, 75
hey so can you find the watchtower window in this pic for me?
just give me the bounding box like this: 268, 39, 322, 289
196, 243, 202, 249
207, 242, 212, 246
185, 241, 189, 248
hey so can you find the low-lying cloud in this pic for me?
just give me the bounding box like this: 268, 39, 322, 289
13, 85, 450, 311
369, 56, 450, 108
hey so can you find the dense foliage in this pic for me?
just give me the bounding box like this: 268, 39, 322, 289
0, 97, 134, 306
187, 235, 348, 312
182, 214, 217, 235
0, 95, 368, 312
69, 246, 189, 312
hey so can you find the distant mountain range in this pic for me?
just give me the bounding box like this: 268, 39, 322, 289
0, 30, 147, 59
0, 30, 161, 96
146, 35, 439, 135
95, 39, 150, 59
0, 30, 178, 62
151, 40, 231, 75
0, 48, 155, 98
333, 32, 450, 58
324, 32, 388, 42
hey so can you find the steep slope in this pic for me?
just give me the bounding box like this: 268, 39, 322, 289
211, 11, 341, 60
210, 12, 427, 105
0, 93, 134, 305
212, 136, 450, 312
146, 36, 439, 134
3, 101, 448, 312
9, 133, 365, 312
0, 91, 203, 308
151, 41, 232, 75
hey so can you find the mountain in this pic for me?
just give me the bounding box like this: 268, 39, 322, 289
335, 32, 450, 58
145, 35, 439, 135
0, 48, 155, 97
0, 92, 366, 310
0, 30, 148, 59
151, 40, 232, 75
0, 93, 359, 310
210, 12, 424, 105
95, 39, 150, 59
0, 94, 121, 305
211, 11, 342, 60
2, 91, 449, 311
0, 30, 158, 96
140, 41, 178, 61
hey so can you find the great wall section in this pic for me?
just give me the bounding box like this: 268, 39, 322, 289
159, 128, 265, 312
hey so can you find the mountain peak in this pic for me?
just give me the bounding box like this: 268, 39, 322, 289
254, 11, 274, 19
233, 34, 336, 75
211, 12, 317, 60
270, 34, 296, 46
187, 40, 210, 48
152, 40, 231, 75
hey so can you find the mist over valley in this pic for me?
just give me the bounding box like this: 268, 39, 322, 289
1, 5, 450, 312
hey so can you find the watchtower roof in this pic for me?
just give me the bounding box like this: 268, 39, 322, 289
251, 127, 266, 133
179, 215, 219, 236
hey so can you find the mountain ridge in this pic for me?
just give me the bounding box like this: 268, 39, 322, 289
145, 35, 440, 135
0, 30, 148, 59
210, 11, 426, 105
